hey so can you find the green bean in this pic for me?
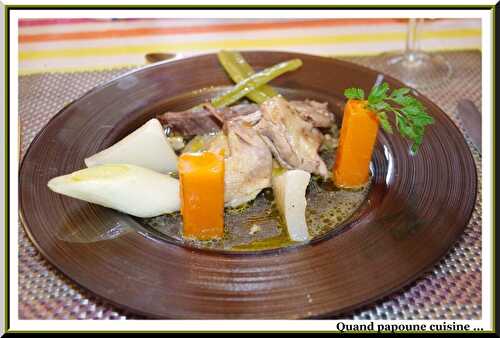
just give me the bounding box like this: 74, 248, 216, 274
211, 58, 303, 108
217, 51, 270, 104
217, 50, 278, 103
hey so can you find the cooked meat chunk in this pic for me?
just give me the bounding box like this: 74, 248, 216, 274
157, 99, 335, 136
255, 96, 328, 178
157, 103, 259, 136
208, 116, 272, 208
289, 100, 335, 128
157, 104, 219, 136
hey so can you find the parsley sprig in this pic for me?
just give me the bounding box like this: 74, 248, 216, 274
344, 83, 434, 154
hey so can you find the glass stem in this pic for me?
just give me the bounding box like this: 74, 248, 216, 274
405, 18, 420, 62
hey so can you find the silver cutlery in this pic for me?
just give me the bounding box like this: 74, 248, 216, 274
456, 99, 481, 153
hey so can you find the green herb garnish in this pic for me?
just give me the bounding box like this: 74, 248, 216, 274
344, 83, 434, 153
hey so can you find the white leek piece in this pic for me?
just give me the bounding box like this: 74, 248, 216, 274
48, 164, 180, 217
272, 169, 311, 242
85, 118, 178, 174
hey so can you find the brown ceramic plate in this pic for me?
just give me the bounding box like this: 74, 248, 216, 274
19, 51, 477, 318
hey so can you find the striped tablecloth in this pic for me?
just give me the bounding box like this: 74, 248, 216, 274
19, 18, 481, 75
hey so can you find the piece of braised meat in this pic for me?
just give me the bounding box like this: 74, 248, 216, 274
157, 99, 335, 136
289, 100, 335, 128
255, 96, 328, 178
157, 103, 259, 136
207, 115, 272, 208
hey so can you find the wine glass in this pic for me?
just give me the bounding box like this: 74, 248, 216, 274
384, 18, 452, 89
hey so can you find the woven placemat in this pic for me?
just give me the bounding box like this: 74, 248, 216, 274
18, 51, 482, 320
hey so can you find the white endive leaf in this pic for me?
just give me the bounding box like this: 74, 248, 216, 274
48, 164, 180, 218
85, 118, 178, 174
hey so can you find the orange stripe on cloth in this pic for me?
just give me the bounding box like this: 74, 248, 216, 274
19, 18, 402, 43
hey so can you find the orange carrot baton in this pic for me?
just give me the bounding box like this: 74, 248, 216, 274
334, 83, 434, 188
333, 99, 379, 188
178, 151, 225, 240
